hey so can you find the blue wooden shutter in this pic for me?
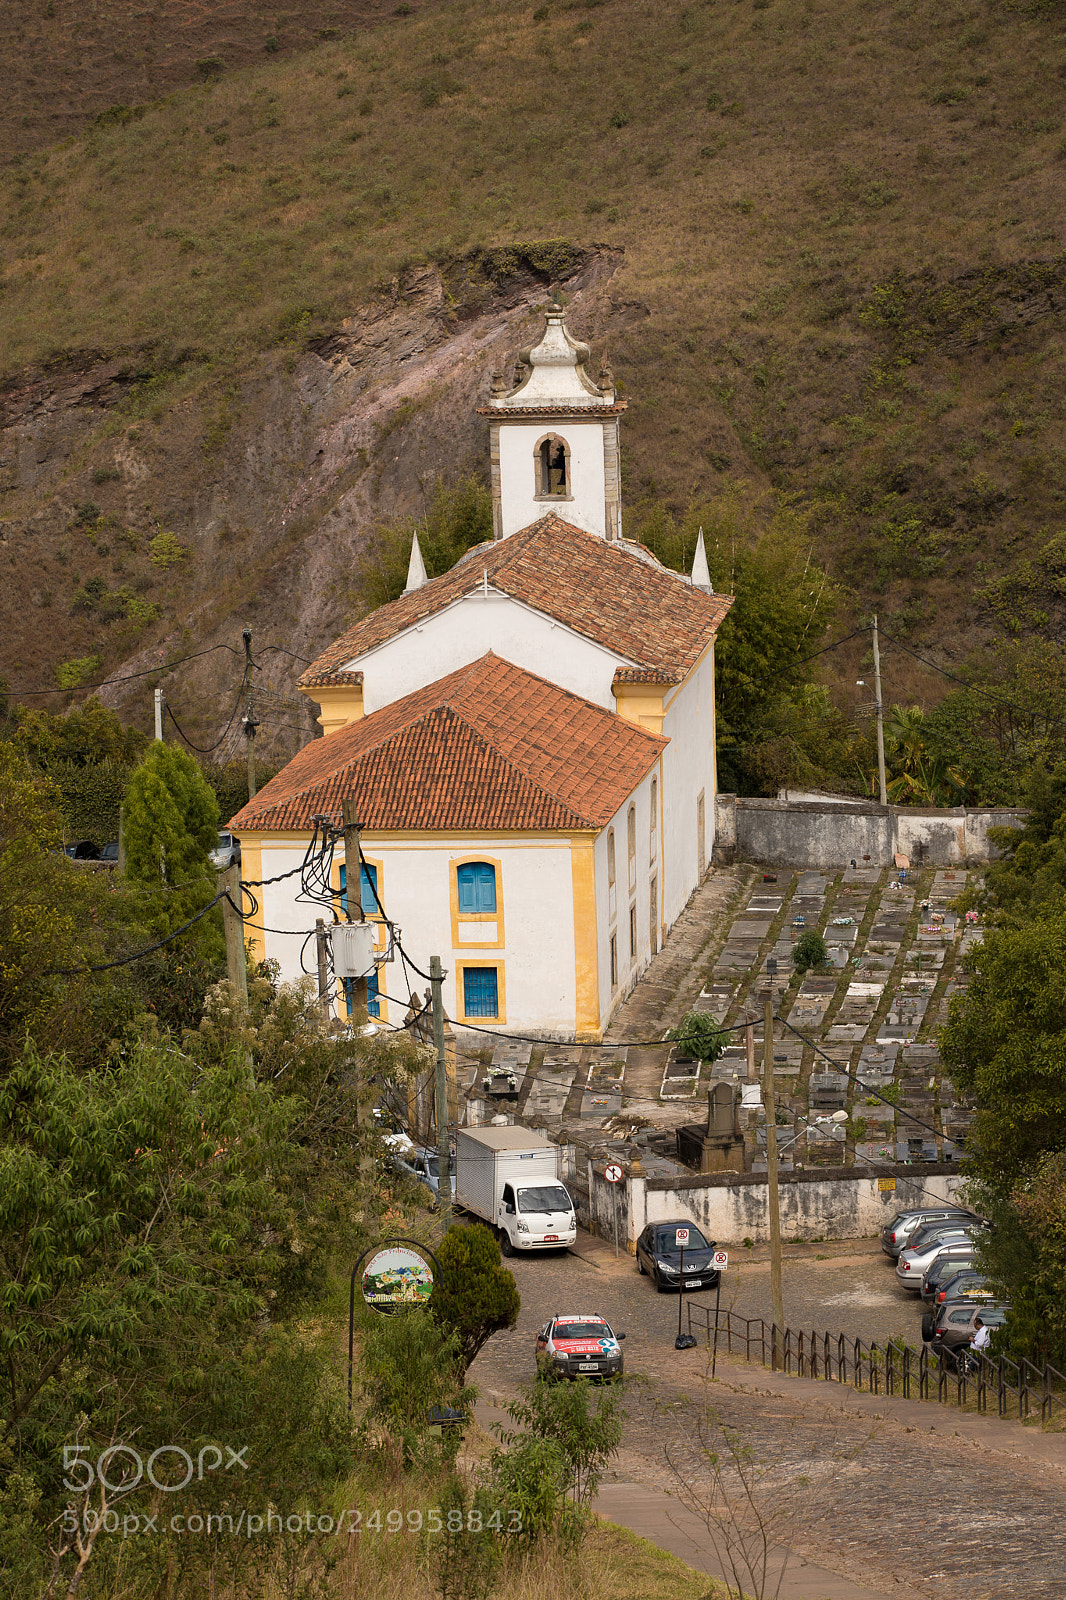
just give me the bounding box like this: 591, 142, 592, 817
457, 862, 496, 914
463, 967, 499, 1018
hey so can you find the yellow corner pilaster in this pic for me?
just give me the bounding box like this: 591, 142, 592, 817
612, 681, 666, 734
299, 682, 365, 737
571, 839, 602, 1041
237, 836, 266, 965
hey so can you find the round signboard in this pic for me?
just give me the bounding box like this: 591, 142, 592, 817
360, 1243, 435, 1313
604, 1163, 624, 1183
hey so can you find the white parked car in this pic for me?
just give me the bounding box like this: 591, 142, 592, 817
210, 831, 241, 870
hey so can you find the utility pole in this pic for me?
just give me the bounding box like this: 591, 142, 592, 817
242, 628, 259, 800
342, 798, 368, 1016
154, 687, 164, 742
315, 918, 331, 1027
762, 987, 784, 1368
872, 613, 888, 807
431, 955, 452, 1229
220, 863, 248, 1007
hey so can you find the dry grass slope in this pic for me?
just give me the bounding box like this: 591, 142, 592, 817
3, 0, 1066, 717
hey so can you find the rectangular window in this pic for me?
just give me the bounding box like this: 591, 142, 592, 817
629, 904, 637, 960
610, 933, 618, 989
343, 969, 380, 1019
463, 966, 499, 1018
340, 861, 379, 916
457, 862, 497, 914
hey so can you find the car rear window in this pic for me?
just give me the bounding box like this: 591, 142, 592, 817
948, 1309, 976, 1324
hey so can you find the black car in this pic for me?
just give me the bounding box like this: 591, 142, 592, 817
100, 841, 119, 863
63, 840, 99, 860
635, 1220, 720, 1293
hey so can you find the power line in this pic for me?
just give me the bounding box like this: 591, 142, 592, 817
5, 643, 239, 699
44, 889, 230, 975
165, 680, 246, 755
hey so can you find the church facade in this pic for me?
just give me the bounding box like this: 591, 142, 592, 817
230, 306, 732, 1039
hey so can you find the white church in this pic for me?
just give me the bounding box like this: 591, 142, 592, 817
230, 305, 732, 1039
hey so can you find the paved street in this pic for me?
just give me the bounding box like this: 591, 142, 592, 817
468, 1239, 1066, 1600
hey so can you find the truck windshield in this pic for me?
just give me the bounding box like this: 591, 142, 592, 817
518, 1185, 572, 1214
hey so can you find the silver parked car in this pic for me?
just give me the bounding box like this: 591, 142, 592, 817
880, 1205, 972, 1259
895, 1222, 987, 1291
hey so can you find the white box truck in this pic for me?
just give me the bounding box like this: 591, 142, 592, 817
454, 1126, 576, 1256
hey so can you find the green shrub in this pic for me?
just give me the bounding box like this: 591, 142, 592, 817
54, 656, 101, 690
359, 1311, 474, 1468
792, 929, 829, 972
429, 1224, 520, 1377
148, 530, 189, 570
666, 1010, 727, 1062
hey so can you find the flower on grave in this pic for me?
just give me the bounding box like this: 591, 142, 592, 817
482, 1076, 491, 1091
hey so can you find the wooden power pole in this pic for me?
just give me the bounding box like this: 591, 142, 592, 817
763, 987, 784, 1367
431, 956, 452, 1228
342, 798, 368, 1016
315, 918, 331, 1027
220, 863, 248, 1008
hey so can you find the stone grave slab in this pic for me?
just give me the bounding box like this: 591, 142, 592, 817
826, 1022, 866, 1042
580, 1087, 623, 1118
746, 895, 783, 913
857, 1138, 897, 1163
751, 1156, 795, 1173
491, 1039, 533, 1069
810, 1072, 848, 1110
525, 1063, 575, 1118
857, 1099, 896, 1124
732, 918, 773, 941
796, 874, 828, 894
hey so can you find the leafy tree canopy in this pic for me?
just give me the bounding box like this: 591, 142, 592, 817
429, 1223, 520, 1377
122, 740, 223, 956
13, 696, 149, 769
351, 475, 493, 615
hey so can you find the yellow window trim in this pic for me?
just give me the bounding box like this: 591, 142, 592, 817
455, 960, 507, 1026
449, 853, 505, 950
330, 853, 388, 954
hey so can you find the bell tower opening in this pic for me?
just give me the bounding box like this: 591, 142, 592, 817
537, 435, 570, 499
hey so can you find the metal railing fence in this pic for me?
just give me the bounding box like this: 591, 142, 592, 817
687, 1303, 1066, 1428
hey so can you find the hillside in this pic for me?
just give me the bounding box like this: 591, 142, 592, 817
2, 0, 1066, 760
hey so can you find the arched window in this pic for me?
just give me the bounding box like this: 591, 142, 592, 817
457, 861, 497, 914
627, 804, 637, 893
536, 434, 570, 498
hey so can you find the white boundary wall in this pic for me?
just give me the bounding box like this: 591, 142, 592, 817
714, 794, 1024, 869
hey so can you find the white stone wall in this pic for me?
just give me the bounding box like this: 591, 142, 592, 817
256, 833, 580, 1034
590, 1166, 965, 1247
497, 420, 607, 538
659, 643, 718, 926
593, 763, 661, 1029
347, 592, 625, 714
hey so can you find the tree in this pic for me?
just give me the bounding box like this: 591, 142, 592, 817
792, 929, 829, 972
667, 1010, 727, 1062
428, 1224, 520, 1376
358, 1310, 475, 1467
941, 912, 1066, 1188
122, 740, 224, 957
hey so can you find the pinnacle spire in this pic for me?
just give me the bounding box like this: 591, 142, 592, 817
691, 527, 713, 592
405, 530, 428, 593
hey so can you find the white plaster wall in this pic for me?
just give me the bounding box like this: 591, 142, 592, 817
598, 1169, 965, 1247
660, 644, 718, 926
257, 835, 579, 1034
498, 421, 607, 538
348, 592, 626, 714
594, 764, 660, 1030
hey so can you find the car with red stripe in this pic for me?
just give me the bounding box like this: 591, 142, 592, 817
535, 1314, 625, 1380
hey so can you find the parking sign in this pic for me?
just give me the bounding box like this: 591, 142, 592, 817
713, 1250, 729, 1270
675, 1227, 689, 1247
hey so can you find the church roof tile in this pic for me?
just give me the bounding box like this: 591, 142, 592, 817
299, 515, 732, 688
231, 652, 666, 835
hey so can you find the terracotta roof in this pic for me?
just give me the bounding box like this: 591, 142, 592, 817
613, 667, 676, 685
231, 653, 666, 835
300, 515, 733, 687
300, 669, 363, 689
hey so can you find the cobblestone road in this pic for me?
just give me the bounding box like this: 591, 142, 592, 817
470, 1243, 1066, 1600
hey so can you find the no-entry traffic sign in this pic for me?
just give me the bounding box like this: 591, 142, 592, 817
604, 1163, 624, 1183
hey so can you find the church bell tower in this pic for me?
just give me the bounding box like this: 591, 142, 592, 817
481, 303, 627, 542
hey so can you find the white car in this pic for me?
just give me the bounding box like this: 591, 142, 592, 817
535, 1314, 625, 1381
895, 1225, 986, 1291
210, 831, 241, 870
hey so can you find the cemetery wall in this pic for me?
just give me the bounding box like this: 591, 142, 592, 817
587, 1162, 964, 1247
713, 794, 1024, 870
